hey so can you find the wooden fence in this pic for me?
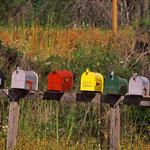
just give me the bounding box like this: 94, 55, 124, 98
0, 89, 150, 150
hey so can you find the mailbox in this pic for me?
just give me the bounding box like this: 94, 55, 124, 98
11, 67, 38, 91
105, 71, 128, 95
0, 70, 6, 89
129, 73, 149, 96
80, 68, 104, 92
47, 70, 73, 91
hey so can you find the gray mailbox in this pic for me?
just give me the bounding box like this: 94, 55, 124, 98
129, 73, 149, 96
11, 67, 38, 91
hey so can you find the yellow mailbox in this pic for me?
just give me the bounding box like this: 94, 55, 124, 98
80, 68, 104, 92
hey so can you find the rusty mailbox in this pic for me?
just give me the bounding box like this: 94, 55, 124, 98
105, 71, 128, 95
129, 73, 149, 96
80, 68, 104, 92
0, 70, 6, 89
11, 67, 38, 91
47, 70, 73, 91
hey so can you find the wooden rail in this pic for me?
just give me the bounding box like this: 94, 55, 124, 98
1, 90, 149, 106
0, 89, 150, 150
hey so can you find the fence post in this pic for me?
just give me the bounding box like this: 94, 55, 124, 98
7, 99, 19, 150
109, 104, 120, 150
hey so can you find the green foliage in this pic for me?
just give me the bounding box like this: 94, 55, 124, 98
0, 40, 24, 87
0, 0, 149, 30
121, 105, 150, 145
114, 67, 132, 81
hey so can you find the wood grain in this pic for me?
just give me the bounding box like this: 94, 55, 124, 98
124, 95, 150, 106
109, 105, 120, 150
7, 100, 19, 150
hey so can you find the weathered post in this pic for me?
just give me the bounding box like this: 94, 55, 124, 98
7, 99, 19, 150
109, 105, 115, 149
3, 89, 28, 150
109, 104, 120, 150
109, 94, 123, 150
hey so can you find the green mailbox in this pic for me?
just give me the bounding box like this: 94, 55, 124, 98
105, 71, 128, 95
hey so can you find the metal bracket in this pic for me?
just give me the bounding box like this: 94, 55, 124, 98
2, 89, 29, 102
113, 96, 124, 107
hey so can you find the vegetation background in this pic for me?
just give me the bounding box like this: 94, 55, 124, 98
0, 0, 150, 149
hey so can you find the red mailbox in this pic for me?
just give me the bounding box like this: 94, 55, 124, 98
48, 70, 73, 91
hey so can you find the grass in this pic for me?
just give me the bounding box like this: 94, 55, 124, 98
0, 98, 150, 150
0, 25, 136, 61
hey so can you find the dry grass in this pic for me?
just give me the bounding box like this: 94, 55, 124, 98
0, 25, 137, 61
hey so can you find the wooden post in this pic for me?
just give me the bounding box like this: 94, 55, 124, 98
109, 106, 115, 149
7, 99, 19, 150
112, 0, 117, 36
115, 104, 120, 148
109, 104, 120, 150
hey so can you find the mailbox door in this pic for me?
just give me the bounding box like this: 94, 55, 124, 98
80, 72, 95, 91
129, 77, 143, 95
48, 72, 62, 91
129, 76, 149, 96
11, 70, 25, 89
105, 75, 119, 94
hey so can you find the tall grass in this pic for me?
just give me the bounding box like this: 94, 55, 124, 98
0, 99, 150, 150
0, 24, 136, 61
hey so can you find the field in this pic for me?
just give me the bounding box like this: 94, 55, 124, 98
0, 24, 150, 149
0, 25, 135, 60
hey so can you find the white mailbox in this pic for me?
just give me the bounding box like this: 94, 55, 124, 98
11, 67, 38, 91
129, 73, 149, 96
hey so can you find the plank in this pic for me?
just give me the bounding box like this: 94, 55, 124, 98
44, 92, 101, 103
1, 90, 150, 106
124, 95, 150, 106
22, 91, 44, 100
7, 100, 19, 150
101, 95, 122, 106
